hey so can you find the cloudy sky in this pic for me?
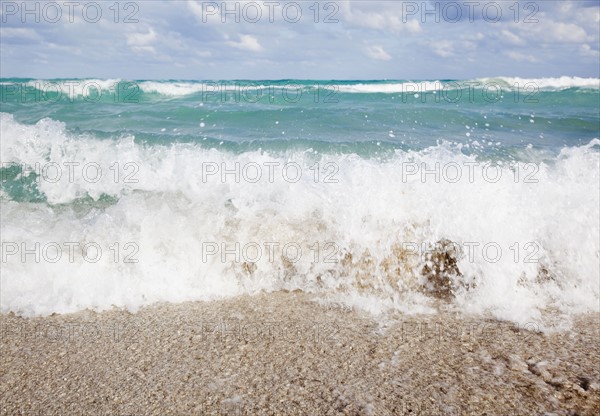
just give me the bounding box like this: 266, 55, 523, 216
1, 0, 599, 79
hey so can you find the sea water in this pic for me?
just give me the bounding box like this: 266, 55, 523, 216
1, 77, 598, 329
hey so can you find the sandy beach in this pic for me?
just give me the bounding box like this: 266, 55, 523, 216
1, 292, 598, 415
2, 1, 599, 415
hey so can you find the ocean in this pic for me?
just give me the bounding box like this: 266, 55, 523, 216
1, 77, 599, 330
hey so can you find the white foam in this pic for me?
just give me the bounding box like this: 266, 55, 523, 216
478, 76, 600, 90
11, 78, 599, 99
24, 79, 122, 99
332, 81, 445, 94
1, 113, 598, 330
138, 81, 206, 96
330, 77, 600, 94
138, 81, 268, 96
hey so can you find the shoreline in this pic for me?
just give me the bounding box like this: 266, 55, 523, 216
1, 292, 599, 415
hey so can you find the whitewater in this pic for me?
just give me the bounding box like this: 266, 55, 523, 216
0, 78, 598, 332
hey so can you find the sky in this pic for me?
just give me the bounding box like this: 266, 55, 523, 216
0, 0, 599, 80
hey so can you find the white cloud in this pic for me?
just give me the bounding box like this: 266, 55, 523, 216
462, 33, 484, 41
227, 35, 263, 52
1, 0, 598, 79
195, 50, 212, 58
580, 44, 600, 58
365, 45, 391, 61
403, 19, 421, 34
339, 1, 421, 34
127, 28, 157, 47
0, 28, 42, 40
187, 0, 203, 19
457, 33, 484, 51
506, 51, 538, 63
432, 40, 454, 58
518, 21, 591, 44
501, 30, 523, 45
127, 28, 157, 54
551, 23, 589, 43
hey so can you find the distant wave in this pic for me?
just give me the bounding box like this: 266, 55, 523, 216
477, 76, 600, 90
2, 77, 596, 98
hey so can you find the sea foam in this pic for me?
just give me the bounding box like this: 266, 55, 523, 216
1, 113, 598, 331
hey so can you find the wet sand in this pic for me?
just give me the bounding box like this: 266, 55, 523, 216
1, 292, 599, 415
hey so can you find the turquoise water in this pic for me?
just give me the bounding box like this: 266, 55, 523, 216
2, 77, 598, 203
2, 78, 598, 154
